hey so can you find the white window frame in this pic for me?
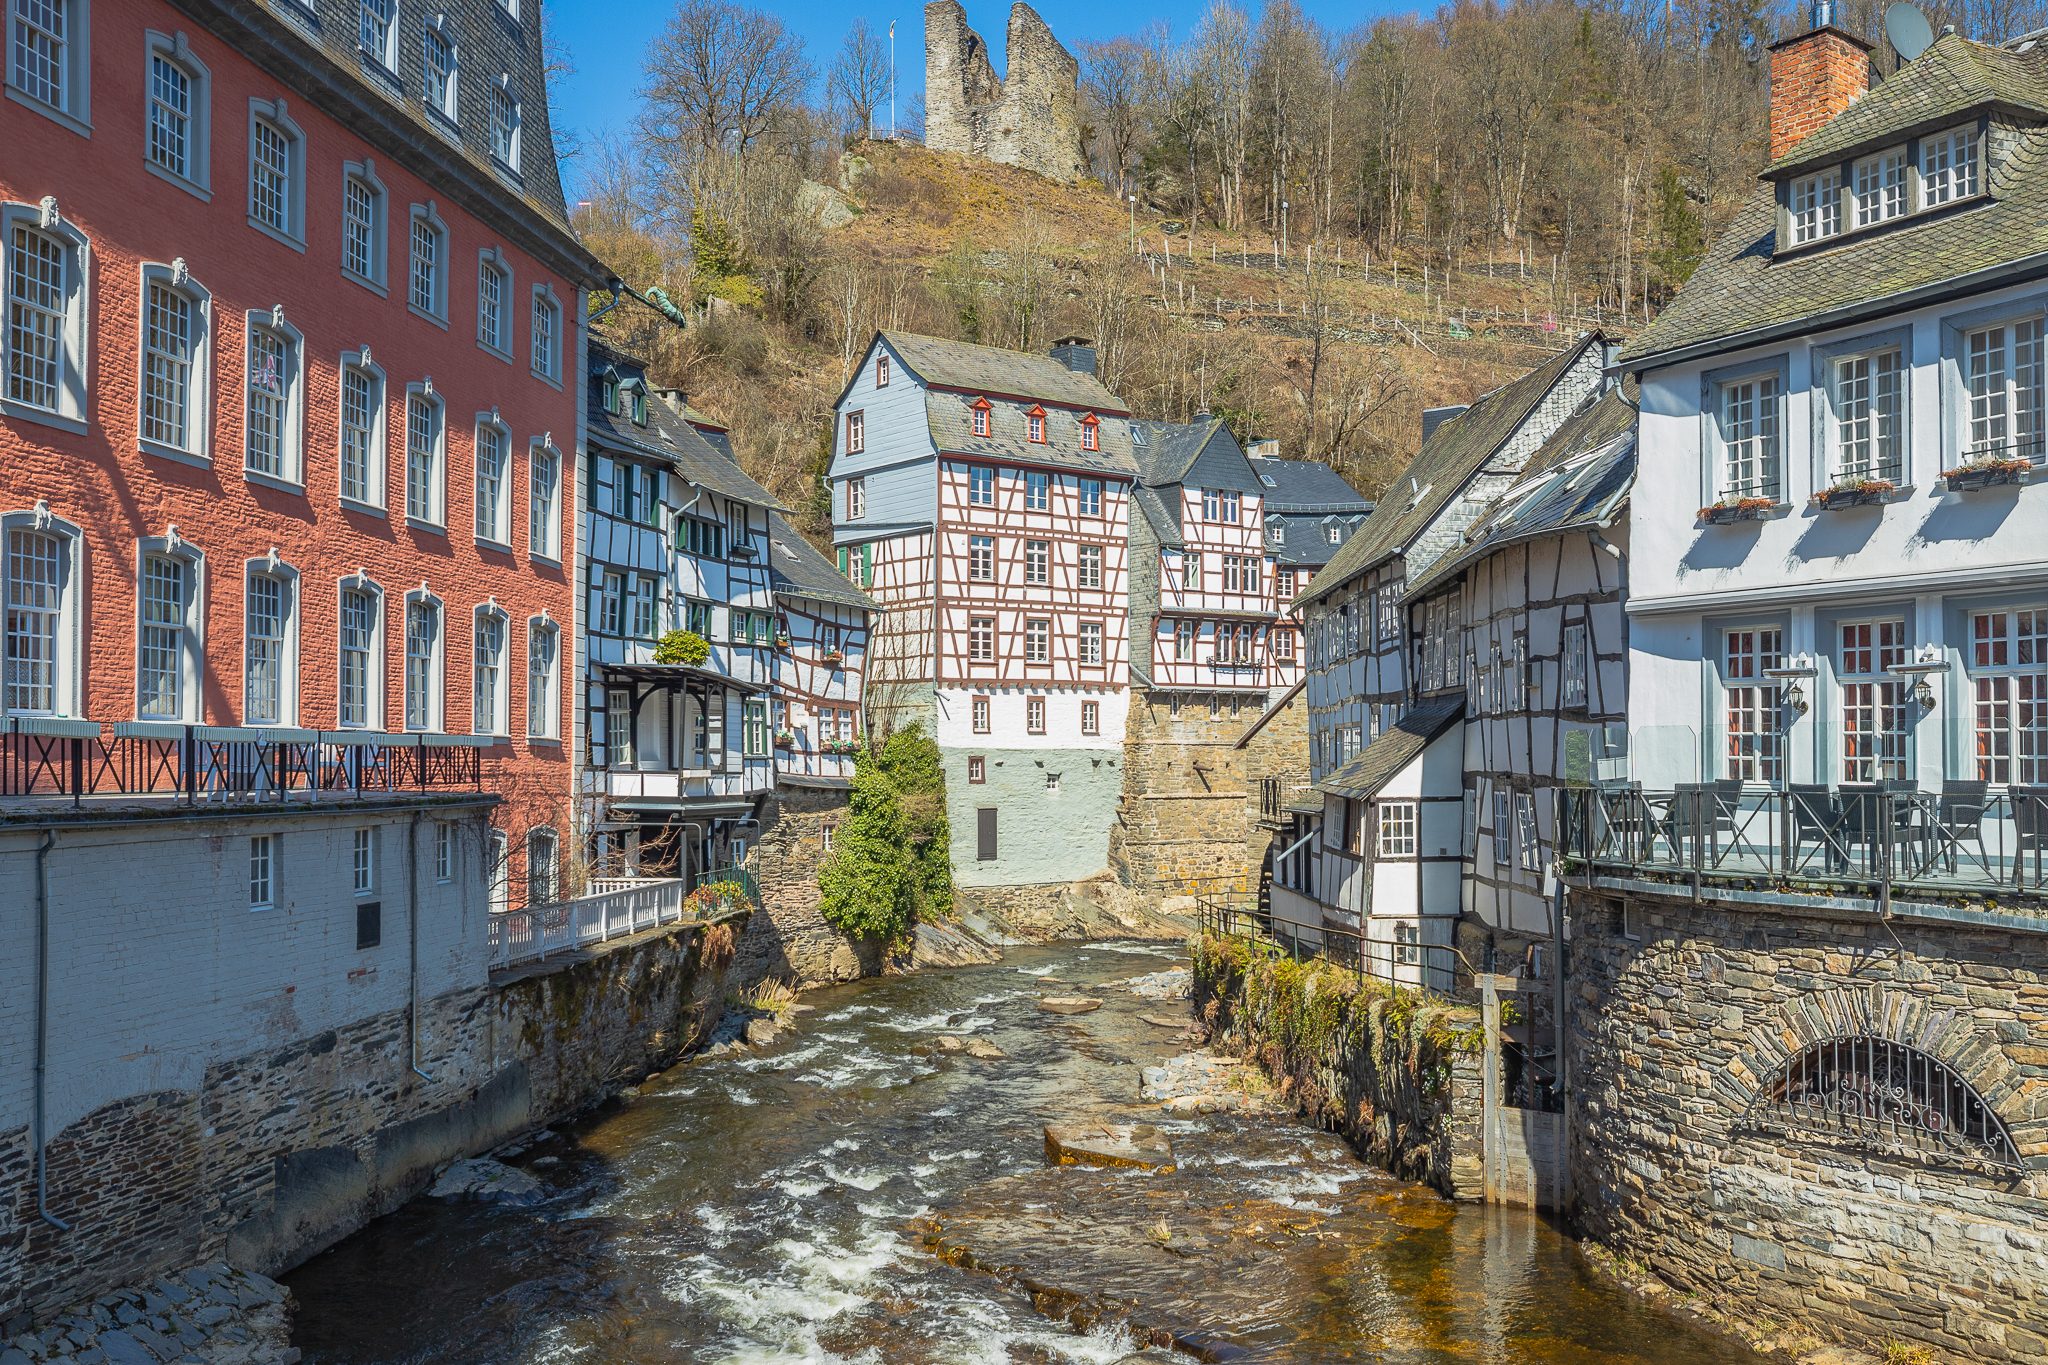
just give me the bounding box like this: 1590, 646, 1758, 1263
142, 32, 208, 200
526, 827, 557, 905
847, 475, 866, 519
1852, 146, 1907, 229
875, 352, 889, 386
1562, 621, 1588, 708
1839, 617, 1911, 784
1789, 169, 1840, 246
245, 97, 305, 250
487, 76, 521, 171
407, 201, 449, 325
2, 198, 91, 433
434, 821, 453, 882
1516, 792, 1541, 872
1024, 618, 1049, 664
7, 0, 91, 136
1921, 125, 1981, 208
967, 463, 994, 504
337, 348, 386, 512
1715, 370, 1782, 503
1078, 620, 1102, 666
1829, 345, 1905, 483
1077, 543, 1102, 590
528, 436, 561, 562
1024, 538, 1049, 585
476, 245, 511, 359
845, 409, 864, 453
473, 409, 512, 546
403, 381, 446, 529
402, 587, 445, 732
133, 533, 204, 722
1491, 786, 1511, 868
241, 553, 299, 726
472, 602, 509, 737
1961, 315, 2045, 463
421, 15, 457, 122
968, 534, 993, 580
340, 158, 388, 294
1026, 695, 1045, 732
1969, 607, 2048, 786
335, 573, 384, 730
352, 826, 376, 896
358, 0, 396, 72
242, 305, 305, 488
136, 259, 212, 467
969, 616, 993, 662
1723, 625, 1784, 784
249, 834, 276, 909
1, 507, 85, 717
1377, 800, 1417, 859
526, 614, 557, 739
529, 283, 560, 383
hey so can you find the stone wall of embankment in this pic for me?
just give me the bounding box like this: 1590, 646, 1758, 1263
1190, 933, 1485, 1199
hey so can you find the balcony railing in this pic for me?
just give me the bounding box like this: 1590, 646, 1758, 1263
1, 720, 486, 807
1559, 783, 2048, 903
488, 868, 759, 969
1199, 897, 1457, 997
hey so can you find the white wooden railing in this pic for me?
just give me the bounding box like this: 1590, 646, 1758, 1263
488, 878, 688, 969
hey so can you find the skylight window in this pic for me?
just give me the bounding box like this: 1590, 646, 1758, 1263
1260, 474, 1277, 487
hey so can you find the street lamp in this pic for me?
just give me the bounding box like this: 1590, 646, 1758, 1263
1128, 195, 1137, 253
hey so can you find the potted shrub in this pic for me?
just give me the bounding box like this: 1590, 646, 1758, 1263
1942, 454, 2033, 491
1811, 477, 1896, 510
1697, 496, 1777, 525
821, 647, 845, 665
773, 730, 796, 749
654, 629, 711, 666
774, 630, 792, 652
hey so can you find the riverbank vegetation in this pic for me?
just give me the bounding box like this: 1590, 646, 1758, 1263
817, 724, 952, 944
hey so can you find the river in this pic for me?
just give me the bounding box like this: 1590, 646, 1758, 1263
285, 943, 1759, 1365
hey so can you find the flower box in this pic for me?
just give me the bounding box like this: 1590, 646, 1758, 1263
1811, 479, 1897, 510
773, 732, 795, 749
821, 649, 844, 664
1698, 497, 1776, 525
1942, 458, 2032, 491
774, 635, 792, 652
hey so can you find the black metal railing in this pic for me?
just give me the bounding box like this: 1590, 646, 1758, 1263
1, 721, 486, 807
1559, 783, 2048, 902
1197, 892, 1457, 997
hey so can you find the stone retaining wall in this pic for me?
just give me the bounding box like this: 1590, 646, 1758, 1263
731, 788, 887, 988
1567, 886, 2048, 1362
1191, 935, 1485, 1199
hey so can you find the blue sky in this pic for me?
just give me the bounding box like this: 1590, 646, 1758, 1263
546, 0, 1414, 198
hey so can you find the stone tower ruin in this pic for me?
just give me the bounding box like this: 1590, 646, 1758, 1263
924, 1, 1086, 185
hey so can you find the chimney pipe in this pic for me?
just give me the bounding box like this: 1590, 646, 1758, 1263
1767, 14, 1873, 161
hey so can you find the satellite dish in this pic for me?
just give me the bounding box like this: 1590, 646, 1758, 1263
1886, 2, 1934, 60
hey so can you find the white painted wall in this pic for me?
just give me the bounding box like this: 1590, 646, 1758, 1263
933, 685, 1128, 751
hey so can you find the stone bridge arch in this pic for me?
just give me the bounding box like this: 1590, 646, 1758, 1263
1708, 985, 2040, 1174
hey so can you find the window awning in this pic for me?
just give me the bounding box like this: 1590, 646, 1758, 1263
597, 662, 768, 696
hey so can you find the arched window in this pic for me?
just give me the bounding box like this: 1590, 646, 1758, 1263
135, 532, 204, 720
336, 573, 383, 729
472, 603, 508, 736
1743, 1034, 2021, 1171
403, 589, 443, 731
2, 506, 84, 717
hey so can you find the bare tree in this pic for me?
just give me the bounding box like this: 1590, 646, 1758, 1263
1079, 37, 1148, 195
829, 18, 892, 140
641, 0, 813, 167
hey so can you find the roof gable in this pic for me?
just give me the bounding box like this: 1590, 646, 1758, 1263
879, 331, 1131, 414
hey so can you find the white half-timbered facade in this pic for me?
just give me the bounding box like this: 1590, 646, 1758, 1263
577, 340, 782, 882
830, 332, 1138, 887
767, 513, 876, 784
1271, 332, 1612, 973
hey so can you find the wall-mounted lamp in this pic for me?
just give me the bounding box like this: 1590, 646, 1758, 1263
1762, 655, 1818, 716
1889, 648, 1949, 713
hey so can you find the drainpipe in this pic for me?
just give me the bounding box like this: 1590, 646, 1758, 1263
408, 810, 435, 1083
34, 827, 70, 1230
586, 276, 625, 325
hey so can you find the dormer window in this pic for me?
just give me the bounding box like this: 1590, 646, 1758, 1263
602, 372, 618, 413
1080, 413, 1099, 451
1027, 406, 1046, 443
1922, 126, 1980, 206
1790, 170, 1841, 245
631, 386, 646, 426
1853, 148, 1907, 227
971, 397, 990, 438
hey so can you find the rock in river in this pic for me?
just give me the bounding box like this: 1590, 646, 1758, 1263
1038, 997, 1102, 1015
430, 1158, 545, 1206
1045, 1123, 1176, 1172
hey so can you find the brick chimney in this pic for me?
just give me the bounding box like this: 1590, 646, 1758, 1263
1768, 1, 1873, 161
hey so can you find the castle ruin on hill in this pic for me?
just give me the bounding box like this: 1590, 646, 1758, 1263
923, 1, 1087, 185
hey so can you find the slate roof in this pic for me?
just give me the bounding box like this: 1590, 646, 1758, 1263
768, 515, 876, 612
1129, 418, 1229, 485
1621, 33, 2048, 366
1766, 33, 2048, 177
881, 332, 1132, 414
1296, 332, 1607, 608
1318, 697, 1465, 801
588, 341, 788, 511
1132, 486, 1184, 548
1405, 400, 1637, 602
925, 390, 1140, 478
1247, 457, 1374, 512
1266, 512, 1373, 567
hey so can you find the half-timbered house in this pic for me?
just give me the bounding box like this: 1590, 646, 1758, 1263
830, 331, 1139, 887
767, 513, 876, 784
1251, 455, 1375, 638
577, 341, 783, 882
1272, 331, 1612, 969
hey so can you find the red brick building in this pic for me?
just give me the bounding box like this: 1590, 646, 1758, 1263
2, 0, 605, 901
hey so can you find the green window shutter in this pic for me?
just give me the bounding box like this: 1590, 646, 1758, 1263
838, 546, 849, 577
861, 543, 873, 587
